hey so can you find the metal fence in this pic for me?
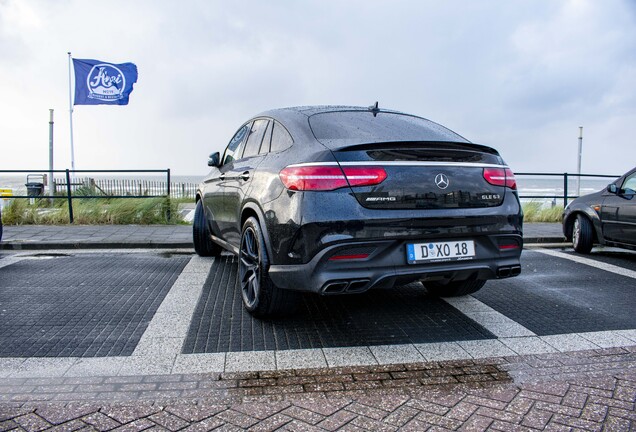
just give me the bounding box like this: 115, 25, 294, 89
52, 177, 197, 198
516, 172, 620, 207
0, 169, 198, 223
0, 168, 622, 223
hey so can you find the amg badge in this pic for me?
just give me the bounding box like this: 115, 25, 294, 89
365, 196, 397, 202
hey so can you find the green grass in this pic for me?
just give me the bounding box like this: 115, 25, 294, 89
522, 202, 564, 223
3, 197, 562, 225
2, 197, 187, 225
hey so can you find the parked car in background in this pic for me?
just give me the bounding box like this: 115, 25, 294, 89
563, 167, 636, 254
195, 105, 523, 317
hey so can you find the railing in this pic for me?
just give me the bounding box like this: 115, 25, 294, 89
516, 172, 620, 207
1, 169, 622, 223
0, 169, 194, 223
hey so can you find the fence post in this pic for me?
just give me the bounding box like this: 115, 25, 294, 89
65, 169, 74, 223
563, 173, 568, 208
166, 168, 171, 222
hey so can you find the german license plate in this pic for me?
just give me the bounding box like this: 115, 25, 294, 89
407, 240, 475, 264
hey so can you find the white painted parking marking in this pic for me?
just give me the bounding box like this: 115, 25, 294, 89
132, 256, 214, 358
534, 248, 636, 279
443, 296, 536, 337
0, 254, 27, 269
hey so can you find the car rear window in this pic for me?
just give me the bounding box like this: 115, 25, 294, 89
308, 111, 468, 147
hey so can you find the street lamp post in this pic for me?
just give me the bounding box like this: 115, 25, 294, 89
577, 126, 583, 197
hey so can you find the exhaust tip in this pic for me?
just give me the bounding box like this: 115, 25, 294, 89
497, 267, 511, 278
322, 281, 348, 294
346, 279, 370, 293
497, 266, 521, 278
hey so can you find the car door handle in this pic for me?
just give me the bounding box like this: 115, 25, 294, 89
239, 171, 250, 181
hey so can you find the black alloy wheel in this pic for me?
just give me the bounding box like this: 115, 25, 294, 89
572, 214, 594, 254
193, 200, 221, 257
424, 279, 486, 297
239, 217, 295, 317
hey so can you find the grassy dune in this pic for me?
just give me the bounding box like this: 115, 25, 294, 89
1, 197, 186, 225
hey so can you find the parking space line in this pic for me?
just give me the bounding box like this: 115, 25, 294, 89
130, 256, 215, 361
0, 255, 26, 269
443, 296, 536, 337
534, 248, 636, 279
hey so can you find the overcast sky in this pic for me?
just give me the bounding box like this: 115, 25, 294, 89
1, 0, 634, 177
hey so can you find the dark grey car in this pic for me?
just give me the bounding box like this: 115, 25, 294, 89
195, 105, 523, 317
563, 167, 636, 253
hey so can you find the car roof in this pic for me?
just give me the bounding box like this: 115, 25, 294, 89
253, 105, 471, 146
256, 105, 411, 122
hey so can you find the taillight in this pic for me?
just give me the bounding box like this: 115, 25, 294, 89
483, 167, 517, 190
342, 167, 387, 187
279, 165, 387, 191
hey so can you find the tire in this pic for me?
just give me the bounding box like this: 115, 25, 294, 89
424, 279, 487, 297
193, 200, 221, 257
239, 216, 296, 317
572, 214, 594, 254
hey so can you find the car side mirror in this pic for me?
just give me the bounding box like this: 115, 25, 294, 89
208, 152, 220, 167
607, 184, 618, 194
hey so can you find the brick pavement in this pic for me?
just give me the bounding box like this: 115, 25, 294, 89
1, 346, 635, 431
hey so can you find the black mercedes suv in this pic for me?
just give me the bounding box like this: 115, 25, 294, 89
195, 105, 523, 317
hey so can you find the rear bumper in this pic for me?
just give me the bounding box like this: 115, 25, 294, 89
268, 233, 522, 294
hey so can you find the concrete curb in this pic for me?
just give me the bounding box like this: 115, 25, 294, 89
0, 242, 194, 250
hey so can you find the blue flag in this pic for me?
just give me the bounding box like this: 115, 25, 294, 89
73, 58, 138, 105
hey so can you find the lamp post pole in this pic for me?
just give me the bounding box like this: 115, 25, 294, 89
49, 109, 54, 198
577, 126, 583, 197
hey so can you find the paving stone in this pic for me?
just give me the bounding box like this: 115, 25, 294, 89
601, 415, 633, 431
316, 409, 358, 431
457, 413, 493, 431
101, 405, 162, 424
180, 416, 224, 432
280, 406, 323, 425
399, 418, 435, 432
35, 406, 97, 425
349, 414, 398, 431
110, 418, 155, 432
245, 413, 292, 432
147, 411, 189, 431
45, 419, 86, 432
81, 412, 121, 431
13, 413, 52, 432
0, 419, 20, 431
381, 405, 420, 427
415, 409, 463, 430
281, 419, 324, 432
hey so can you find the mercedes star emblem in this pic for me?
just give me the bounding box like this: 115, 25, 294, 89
434, 173, 450, 190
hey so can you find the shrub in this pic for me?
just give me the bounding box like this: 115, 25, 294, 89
2, 197, 184, 225
522, 202, 563, 223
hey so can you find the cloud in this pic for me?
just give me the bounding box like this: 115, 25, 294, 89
0, 0, 634, 176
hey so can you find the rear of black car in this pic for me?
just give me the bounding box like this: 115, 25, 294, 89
266, 109, 522, 296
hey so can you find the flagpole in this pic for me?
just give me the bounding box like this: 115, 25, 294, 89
67, 52, 76, 171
